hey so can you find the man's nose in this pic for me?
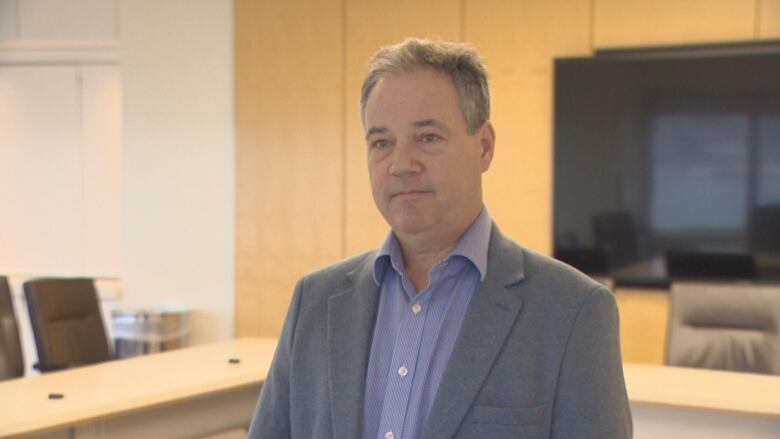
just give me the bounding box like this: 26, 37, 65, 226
389, 140, 421, 175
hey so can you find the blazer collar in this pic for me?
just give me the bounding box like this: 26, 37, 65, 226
422, 223, 526, 439
327, 253, 379, 439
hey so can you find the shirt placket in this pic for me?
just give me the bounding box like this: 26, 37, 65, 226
374, 295, 429, 439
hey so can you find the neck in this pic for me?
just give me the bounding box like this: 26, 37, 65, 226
395, 207, 482, 292
400, 240, 457, 292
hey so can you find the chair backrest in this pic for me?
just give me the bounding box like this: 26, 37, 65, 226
0, 276, 25, 380
23, 278, 112, 372
666, 282, 780, 375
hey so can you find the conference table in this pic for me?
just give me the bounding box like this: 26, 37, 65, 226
2, 337, 779, 439
625, 363, 780, 438
0, 338, 277, 439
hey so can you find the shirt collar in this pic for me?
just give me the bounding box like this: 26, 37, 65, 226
373, 206, 492, 285
449, 207, 491, 281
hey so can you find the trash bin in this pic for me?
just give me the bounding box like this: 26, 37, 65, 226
111, 309, 191, 358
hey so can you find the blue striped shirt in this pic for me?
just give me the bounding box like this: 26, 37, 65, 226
362, 208, 492, 439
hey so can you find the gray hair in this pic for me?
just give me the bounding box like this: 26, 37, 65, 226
360, 38, 490, 133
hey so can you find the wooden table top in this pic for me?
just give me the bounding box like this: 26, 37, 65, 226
624, 362, 780, 417
0, 337, 277, 437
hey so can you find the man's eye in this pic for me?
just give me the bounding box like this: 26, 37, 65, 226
419, 133, 440, 143
371, 139, 390, 148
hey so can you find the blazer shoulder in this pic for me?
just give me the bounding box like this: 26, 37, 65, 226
524, 248, 602, 285
514, 245, 612, 306
488, 224, 605, 297
298, 250, 376, 292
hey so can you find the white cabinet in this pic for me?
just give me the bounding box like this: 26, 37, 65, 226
0, 64, 121, 276
0, 0, 118, 42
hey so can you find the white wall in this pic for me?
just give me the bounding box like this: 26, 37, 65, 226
120, 0, 235, 344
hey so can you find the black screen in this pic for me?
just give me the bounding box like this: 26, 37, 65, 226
553, 42, 780, 286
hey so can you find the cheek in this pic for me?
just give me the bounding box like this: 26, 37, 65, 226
367, 159, 378, 180
440, 160, 481, 199
368, 165, 386, 196
368, 162, 382, 178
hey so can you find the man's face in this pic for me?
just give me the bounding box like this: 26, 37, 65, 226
364, 68, 494, 243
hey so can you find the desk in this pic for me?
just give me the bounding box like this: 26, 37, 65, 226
0, 337, 277, 439
625, 363, 780, 438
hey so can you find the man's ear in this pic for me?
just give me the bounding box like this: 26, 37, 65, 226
478, 121, 496, 172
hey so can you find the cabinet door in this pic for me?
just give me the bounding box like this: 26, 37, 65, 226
81, 65, 121, 276
0, 64, 121, 276
0, 65, 84, 275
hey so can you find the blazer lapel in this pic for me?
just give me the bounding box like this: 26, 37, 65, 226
422, 225, 526, 439
328, 255, 379, 439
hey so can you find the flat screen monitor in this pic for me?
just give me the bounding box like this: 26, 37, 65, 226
553, 41, 780, 287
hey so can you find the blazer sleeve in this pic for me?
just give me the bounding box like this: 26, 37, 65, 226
551, 285, 633, 438
247, 278, 304, 439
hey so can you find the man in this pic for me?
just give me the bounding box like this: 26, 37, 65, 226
249, 38, 632, 439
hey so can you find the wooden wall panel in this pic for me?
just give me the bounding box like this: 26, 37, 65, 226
760, 0, 780, 37
463, 0, 592, 254
594, 0, 757, 48
235, 0, 344, 337
343, 0, 462, 255
615, 288, 670, 364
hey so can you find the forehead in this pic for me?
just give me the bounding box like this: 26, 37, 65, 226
364, 68, 463, 127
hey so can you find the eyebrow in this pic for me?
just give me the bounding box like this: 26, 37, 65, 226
365, 126, 387, 140
365, 119, 450, 140
414, 119, 451, 133
413, 119, 438, 128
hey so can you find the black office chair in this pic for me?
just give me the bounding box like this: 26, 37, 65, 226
23, 277, 112, 372
0, 276, 25, 380
666, 282, 780, 375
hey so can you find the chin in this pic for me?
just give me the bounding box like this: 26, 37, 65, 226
389, 216, 435, 236
383, 202, 440, 233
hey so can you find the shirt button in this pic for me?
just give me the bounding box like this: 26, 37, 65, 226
412, 303, 422, 314
385, 432, 394, 439
398, 366, 408, 377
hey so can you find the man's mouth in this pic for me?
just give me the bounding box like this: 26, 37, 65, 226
391, 190, 431, 199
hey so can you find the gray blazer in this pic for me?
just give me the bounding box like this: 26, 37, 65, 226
248, 224, 632, 438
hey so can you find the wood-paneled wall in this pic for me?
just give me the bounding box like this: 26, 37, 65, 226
234, 0, 345, 337
761, 0, 780, 37
235, 0, 780, 362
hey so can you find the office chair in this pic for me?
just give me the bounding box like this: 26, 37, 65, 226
0, 276, 25, 380
666, 281, 780, 375
23, 277, 112, 372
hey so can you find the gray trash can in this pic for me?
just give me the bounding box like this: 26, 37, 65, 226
111, 309, 191, 358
